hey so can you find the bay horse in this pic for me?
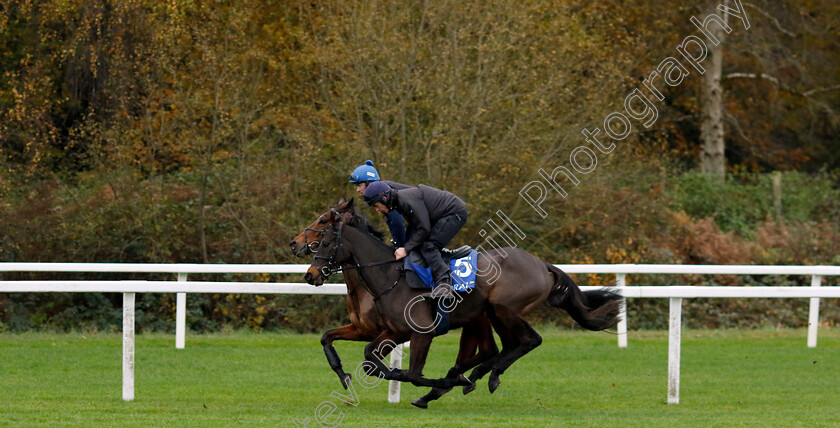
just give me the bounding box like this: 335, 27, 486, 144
304, 206, 622, 397
290, 198, 499, 408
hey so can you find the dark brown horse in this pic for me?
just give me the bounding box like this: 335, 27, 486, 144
290, 198, 498, 407
304, 207, 622, 396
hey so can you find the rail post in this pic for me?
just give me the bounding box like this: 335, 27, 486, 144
176, 273, 187, 349
122, 292, 135, 401
387, 343, 403, 403
807, 275, 822, 348
667, 297, 682, 404
617, 273, 628, 348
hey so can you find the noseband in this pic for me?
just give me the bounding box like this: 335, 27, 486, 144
302, 227, 324, 252
313, 221, 346, 278
303, 208, 344, 253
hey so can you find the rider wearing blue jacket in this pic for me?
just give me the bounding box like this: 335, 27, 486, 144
349, 160, 412, 248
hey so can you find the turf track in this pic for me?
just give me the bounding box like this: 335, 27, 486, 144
1, 328, 839, 427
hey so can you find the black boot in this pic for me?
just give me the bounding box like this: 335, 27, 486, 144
419, 273, 454, 302
433, 276, 455, 300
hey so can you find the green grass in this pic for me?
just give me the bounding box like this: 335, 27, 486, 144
1, 328, 839, 427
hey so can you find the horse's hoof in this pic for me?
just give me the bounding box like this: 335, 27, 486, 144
342, 374, 352, 389
463, 383, 476, 395
457, 374, 473, 387
411, 398, 428, 409
488, 377, 501, 394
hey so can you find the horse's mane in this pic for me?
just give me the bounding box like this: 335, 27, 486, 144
345, 210, 386, 244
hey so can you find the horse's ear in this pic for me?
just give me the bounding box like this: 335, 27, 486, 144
337, 196, 347, 205
346, 198, 355, 212
327, 208, 339, 222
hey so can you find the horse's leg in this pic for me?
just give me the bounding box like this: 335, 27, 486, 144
402, 333, 472, 390
321, 324, 377, 389
482, 304, 543, 393
412, 328, 478, 408
466, 308, 521, 391
459, 315, 499, 395
412, 315, 499, 408
363, 331, 409, 381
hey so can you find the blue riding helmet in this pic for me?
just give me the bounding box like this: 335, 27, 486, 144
349, 160, 381, 183
363, 181, 392, 205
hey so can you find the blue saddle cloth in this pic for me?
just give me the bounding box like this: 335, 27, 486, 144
403, 250, 478, 292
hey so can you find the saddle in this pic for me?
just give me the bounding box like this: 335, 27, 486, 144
403, 245, 476, 337
441, 245, 472, 262
403, 245, 474, 290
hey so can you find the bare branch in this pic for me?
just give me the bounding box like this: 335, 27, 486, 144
743, 3, 796, 38
724, 72, 838, 118
667, 114, 697, 123
725, 72, 783, 88
803, 84, 840, 97
723, 111, 755, 145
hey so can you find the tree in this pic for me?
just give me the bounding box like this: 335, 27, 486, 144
720, 0, 840, 171
699, 1, 729, 179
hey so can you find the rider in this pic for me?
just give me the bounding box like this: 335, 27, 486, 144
363, 181, 468, 297
349, 160, 412, 248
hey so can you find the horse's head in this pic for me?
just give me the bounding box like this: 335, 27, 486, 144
304, 217, 352, 286
290, 197, 355, 257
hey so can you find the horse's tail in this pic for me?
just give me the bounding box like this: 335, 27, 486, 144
545, 263, 622, 331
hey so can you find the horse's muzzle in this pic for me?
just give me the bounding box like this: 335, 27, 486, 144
304, 267, 325, 286
289, 240, 301, 255
290, 239, 317, 257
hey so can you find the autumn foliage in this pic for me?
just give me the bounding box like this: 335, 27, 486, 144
1, 0, 838, 331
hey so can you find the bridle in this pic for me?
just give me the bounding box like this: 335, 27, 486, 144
302, 208, 344, 253
313, 219, 403, 301
312, 220, 347, 278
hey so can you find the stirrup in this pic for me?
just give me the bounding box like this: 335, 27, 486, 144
419, 282, 453, 301
434, 281, 454, 297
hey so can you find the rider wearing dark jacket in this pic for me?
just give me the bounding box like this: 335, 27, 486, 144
364, 182, 468, 289
349, 160, 412, 247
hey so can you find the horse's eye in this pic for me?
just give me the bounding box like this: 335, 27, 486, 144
318, 219, 327, 225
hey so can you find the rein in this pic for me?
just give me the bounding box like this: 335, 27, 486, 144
314, 220, 403, 301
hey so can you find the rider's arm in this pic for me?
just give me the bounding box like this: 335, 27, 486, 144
384, 210, 407, 247
401, 199, 431, 254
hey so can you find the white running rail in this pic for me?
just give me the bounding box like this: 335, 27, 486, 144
2, 263, 838, 404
